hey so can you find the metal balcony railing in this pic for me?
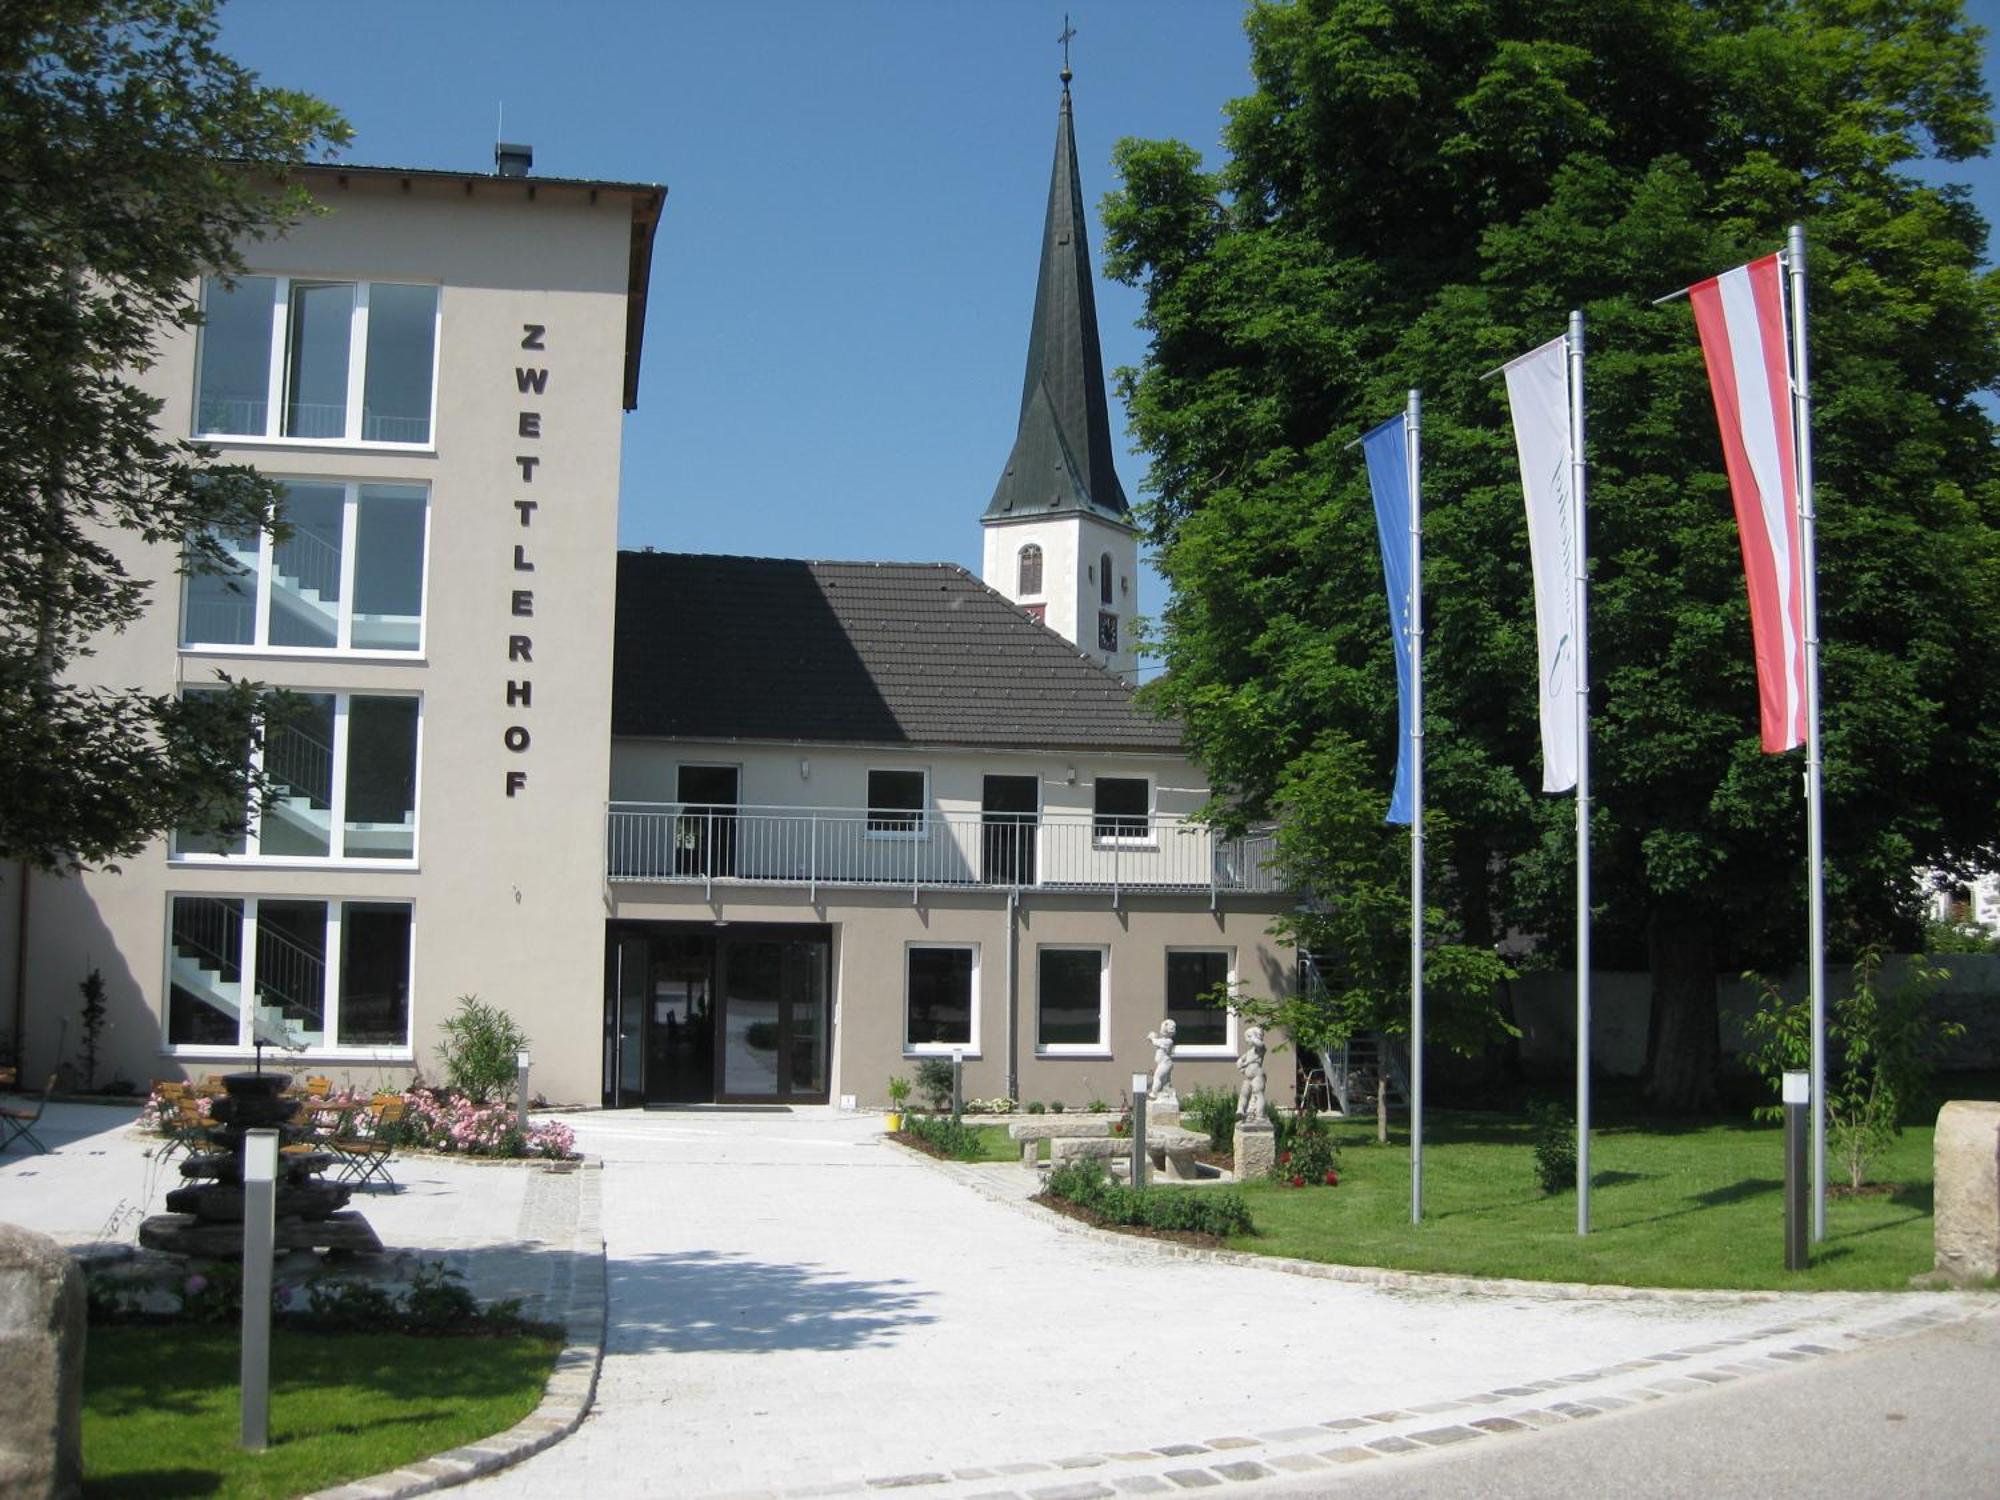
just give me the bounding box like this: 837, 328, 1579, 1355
604, 802, 1284, 900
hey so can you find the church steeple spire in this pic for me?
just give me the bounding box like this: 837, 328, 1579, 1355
984, 57, 1130, 524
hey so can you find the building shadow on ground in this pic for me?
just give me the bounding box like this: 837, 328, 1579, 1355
603, 1248, 935, 1355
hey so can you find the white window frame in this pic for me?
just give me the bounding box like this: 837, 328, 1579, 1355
902, 942, 981, 1056
865, 766, 930, 840
160, 894, 415, 1061
193, 275, 442, 451
170, 689, 423, 868
179, 478, 431, 659
1092, 775, 1154, 847
1035, 944, 1110, 1056
1165, 946, 1238, 1058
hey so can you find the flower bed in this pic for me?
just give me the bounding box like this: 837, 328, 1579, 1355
143, 1084, 577, 1161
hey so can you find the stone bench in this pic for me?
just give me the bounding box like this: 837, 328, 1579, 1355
1049, 1128, 1207, 1182
1007, 1118, 1112, 1165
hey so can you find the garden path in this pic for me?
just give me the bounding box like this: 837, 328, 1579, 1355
461, 1109, 1994, 1499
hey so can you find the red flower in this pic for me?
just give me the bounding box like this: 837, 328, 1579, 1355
1289, 1175, 1306, 1188
1324, 1170, 1339, 1186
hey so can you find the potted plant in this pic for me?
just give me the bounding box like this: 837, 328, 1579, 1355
885, 1074, 911, 1132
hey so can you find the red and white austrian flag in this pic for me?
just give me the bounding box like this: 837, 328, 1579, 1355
1688, 253, 1806, 752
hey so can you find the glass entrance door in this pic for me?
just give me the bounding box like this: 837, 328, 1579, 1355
718, 936, 829, 1103
605, 924, 830, 1106
642, 931, 716, 1104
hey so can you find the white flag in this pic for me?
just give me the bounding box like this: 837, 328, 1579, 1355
1504, 335, 1580, 793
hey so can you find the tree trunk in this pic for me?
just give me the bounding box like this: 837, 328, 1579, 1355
1641, 904, 1721, 1113
1376, 1065, 1388, 1145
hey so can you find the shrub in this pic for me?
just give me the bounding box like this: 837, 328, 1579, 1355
435, 995, 530, 1104
1740, 949, 1966, 1189
1049, 1100, 1066, 1114
1026, 1100, 1047, 1115
886, 1074, 911, 1112
1181, 1085, 1237, 1152
1042, 1158, 1253, 1238
1273, 1108, 1338, 1187
901, 1112, 982, 1160
913, 1056, 955, 1112
1086, 1096, 1108, 1113
1529, 1099, 1576, 1195
78, 968, 108, 1091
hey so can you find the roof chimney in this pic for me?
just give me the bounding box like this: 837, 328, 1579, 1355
495, 141, 534, 178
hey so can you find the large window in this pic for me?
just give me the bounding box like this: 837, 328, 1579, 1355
1099, 552, 1114, 606
905, 944, 977, 1053
182, 480, 427, 652
195, 275, 439, 445
866, 768, 927, 836
173, 690, 419, 863
165, 895, 412, 1052
1093, 776, 1151, 843
1166, 949, 1234, 1052
1037, 946, 1107, 1054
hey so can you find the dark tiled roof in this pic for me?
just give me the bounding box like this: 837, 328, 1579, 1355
985, 82, 1130, 525
613, 553, 1181, 752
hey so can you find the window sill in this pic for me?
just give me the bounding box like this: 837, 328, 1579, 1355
178, 646, 428, 666
191, 434, 438, 458
159, 1046, 415, 1064
903, 1046, 981, 1059
1173, 1045, 1236, 1059
168, 856, 420, 873
1034, 1047, 1111, 1058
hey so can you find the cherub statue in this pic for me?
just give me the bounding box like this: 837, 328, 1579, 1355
1147, 1018, 1178, 1098
1235, 1024, 1267, 1121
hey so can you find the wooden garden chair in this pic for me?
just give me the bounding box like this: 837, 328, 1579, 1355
328, 1096, 405, 1190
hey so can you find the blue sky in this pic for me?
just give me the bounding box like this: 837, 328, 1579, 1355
214, 0, 1997, 649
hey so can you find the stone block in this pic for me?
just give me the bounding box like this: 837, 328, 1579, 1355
1932, 1100, 2000, 1285
1234, 1120, 1275, 1181
0, 1225, 85, 1499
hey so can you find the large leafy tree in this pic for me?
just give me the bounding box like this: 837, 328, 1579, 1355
1105, 0, 2000, 1109
0, 0, 346, 870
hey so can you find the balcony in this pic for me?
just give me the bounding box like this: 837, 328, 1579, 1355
605, 802, 1283, 901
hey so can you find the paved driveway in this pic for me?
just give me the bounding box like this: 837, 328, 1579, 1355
467, 1109, 1994, 1499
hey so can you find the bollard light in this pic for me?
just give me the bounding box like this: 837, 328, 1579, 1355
241, 1127, 279, 1451
1130, 1073, 1150, 1189
516, 1049, 532, 1131
1783, 1071, 1810, 1271
951, 1048, 964, 1126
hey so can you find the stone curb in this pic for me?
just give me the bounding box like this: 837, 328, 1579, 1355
913, 1148, 1947, 1306
298, 1156, 608, 1500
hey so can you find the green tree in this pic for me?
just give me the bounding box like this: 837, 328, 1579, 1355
0, 0, 347, 870
1104, 0, 2000, 1110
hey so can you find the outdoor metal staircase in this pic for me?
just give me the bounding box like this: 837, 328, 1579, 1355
1317, 1035, 1411, 1117
168, 896, 325, 1038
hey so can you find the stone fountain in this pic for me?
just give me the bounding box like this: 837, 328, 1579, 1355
139, 1070, 382, 1258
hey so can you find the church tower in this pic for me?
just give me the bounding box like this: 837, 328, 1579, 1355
981, 60, 1139, 681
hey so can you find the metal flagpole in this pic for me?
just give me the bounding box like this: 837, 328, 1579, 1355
1569, 310, 1592, 1236
1408, 388, 1425, 1225
1787, 223, 1826, 1243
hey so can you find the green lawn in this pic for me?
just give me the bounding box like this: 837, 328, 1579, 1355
84, 1327, 557, 1499
1228, 1114, 1943, 1291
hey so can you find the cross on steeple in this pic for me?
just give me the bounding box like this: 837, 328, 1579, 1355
1059, 16, 1075, 85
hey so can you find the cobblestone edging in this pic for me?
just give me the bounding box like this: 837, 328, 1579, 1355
301, 1158, 607, 1500
792, 1302, 1991, 1500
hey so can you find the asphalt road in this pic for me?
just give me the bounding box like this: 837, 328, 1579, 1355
1262, 1303, 2000, 1499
